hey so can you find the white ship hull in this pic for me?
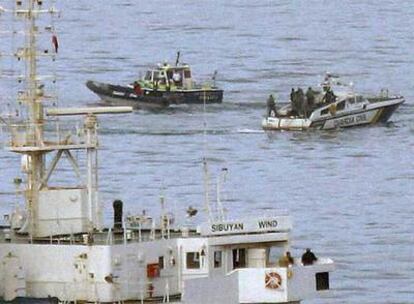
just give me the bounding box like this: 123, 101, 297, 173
1, 216, 334, 304
0, 241, 181, 303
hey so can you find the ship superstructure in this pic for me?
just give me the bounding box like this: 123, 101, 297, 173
1, 1, 333, 303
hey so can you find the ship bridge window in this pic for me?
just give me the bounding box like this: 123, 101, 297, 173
214, 251, 222, 268
336, 100, 345, 111
347, 97, 355, 104
232, 248, 246, 269
152, 71, 160, 81
184, 70, 191, 78
144, 71, 152, 80
158, 256, 164, 269
158, 75, 166, 85
186, 252, 200, 269
267, 246, 285, 267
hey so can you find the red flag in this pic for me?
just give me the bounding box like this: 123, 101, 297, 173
52, 35, 59, 53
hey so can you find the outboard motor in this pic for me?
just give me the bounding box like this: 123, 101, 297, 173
113, 199, 123, 230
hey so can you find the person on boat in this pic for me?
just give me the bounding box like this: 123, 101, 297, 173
290, 88, 295, 103
278, 251, 294, 267
302, 98, 309, 118
306, 87, 315, 110
297, 88, 305, 117
322, 88, 336, 104
172, 71, 182, 86
301, 248, 318, 265
133, 81, 142, 95
267, 94, 277, 117
290, 88, 297, 115
330, 89, 337, 103
153, 79, 159, 92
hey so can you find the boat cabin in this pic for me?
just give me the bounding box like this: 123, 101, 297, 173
141, 63, 194, 90
315, 94, 367, 118
178, 216, 333, 304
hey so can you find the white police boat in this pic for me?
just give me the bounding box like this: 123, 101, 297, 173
262, 74, 404, 131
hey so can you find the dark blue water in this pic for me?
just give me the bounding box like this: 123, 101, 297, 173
1, 1, 414, 303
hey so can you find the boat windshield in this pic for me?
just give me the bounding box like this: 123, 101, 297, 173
346, 95, 364, 104
355, 95, 364, 103
184, 69, 191, 78
152, 71, 160, 81
144, 71, 152, 81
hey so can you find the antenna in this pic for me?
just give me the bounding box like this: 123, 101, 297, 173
202, 90, 212, 222
5, 0, 60, 237
175, 51, 180, 66
212, 70, 218, 88
215, 167, 228, 221
1, 2, 132, 238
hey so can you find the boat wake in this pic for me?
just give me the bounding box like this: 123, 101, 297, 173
236, 128, 265, 134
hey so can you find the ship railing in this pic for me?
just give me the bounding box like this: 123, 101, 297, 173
8, 121, 96, 149
223, 209, 290, 221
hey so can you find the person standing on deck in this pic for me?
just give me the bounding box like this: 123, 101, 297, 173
290, 88, 298, 116
267, 94, 277, 117
306, 87, 315, 114
301, 248, 318, 265
322, 88, 336, 104
297, 88, 305, 117
279, 251, 294, 267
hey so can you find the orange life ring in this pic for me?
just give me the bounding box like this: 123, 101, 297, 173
265, 271, 282, 289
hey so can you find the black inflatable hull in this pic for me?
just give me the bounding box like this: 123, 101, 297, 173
143, 88, 224, 104
0, 297, 59, 303
86, 80, 170, 110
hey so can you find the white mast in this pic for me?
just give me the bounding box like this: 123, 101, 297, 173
20, 0, 47, 237
3, 1, 132, 238
202, 91, 212, 222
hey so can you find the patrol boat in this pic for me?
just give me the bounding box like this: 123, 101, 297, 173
86, 53, 223, 108
0, 2, 334, 303
262, 74, 404, 131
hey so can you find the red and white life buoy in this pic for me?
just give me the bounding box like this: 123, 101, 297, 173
265, 271, 282, 289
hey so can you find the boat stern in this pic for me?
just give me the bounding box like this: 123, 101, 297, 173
262, 117, 312, 131
183, 258, 334, 304
240, 259, 334, 303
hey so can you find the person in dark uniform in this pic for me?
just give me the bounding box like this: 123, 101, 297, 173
301, 248, 318, 265
290, 88, 295, 104
306, 87, 315, 110
266, 94, 277, 117
297, 88, 305, 117
290, 88, 297, 115
322, 88, 336, 104
329, 89, 337, 103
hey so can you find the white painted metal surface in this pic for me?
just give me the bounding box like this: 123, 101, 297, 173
198, 216, 292, 236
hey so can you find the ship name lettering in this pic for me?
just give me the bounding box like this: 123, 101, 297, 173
258, 220, 278, 229
334, 116, 354, 127
356, 114, 367, 122
211, 223, 244, 232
